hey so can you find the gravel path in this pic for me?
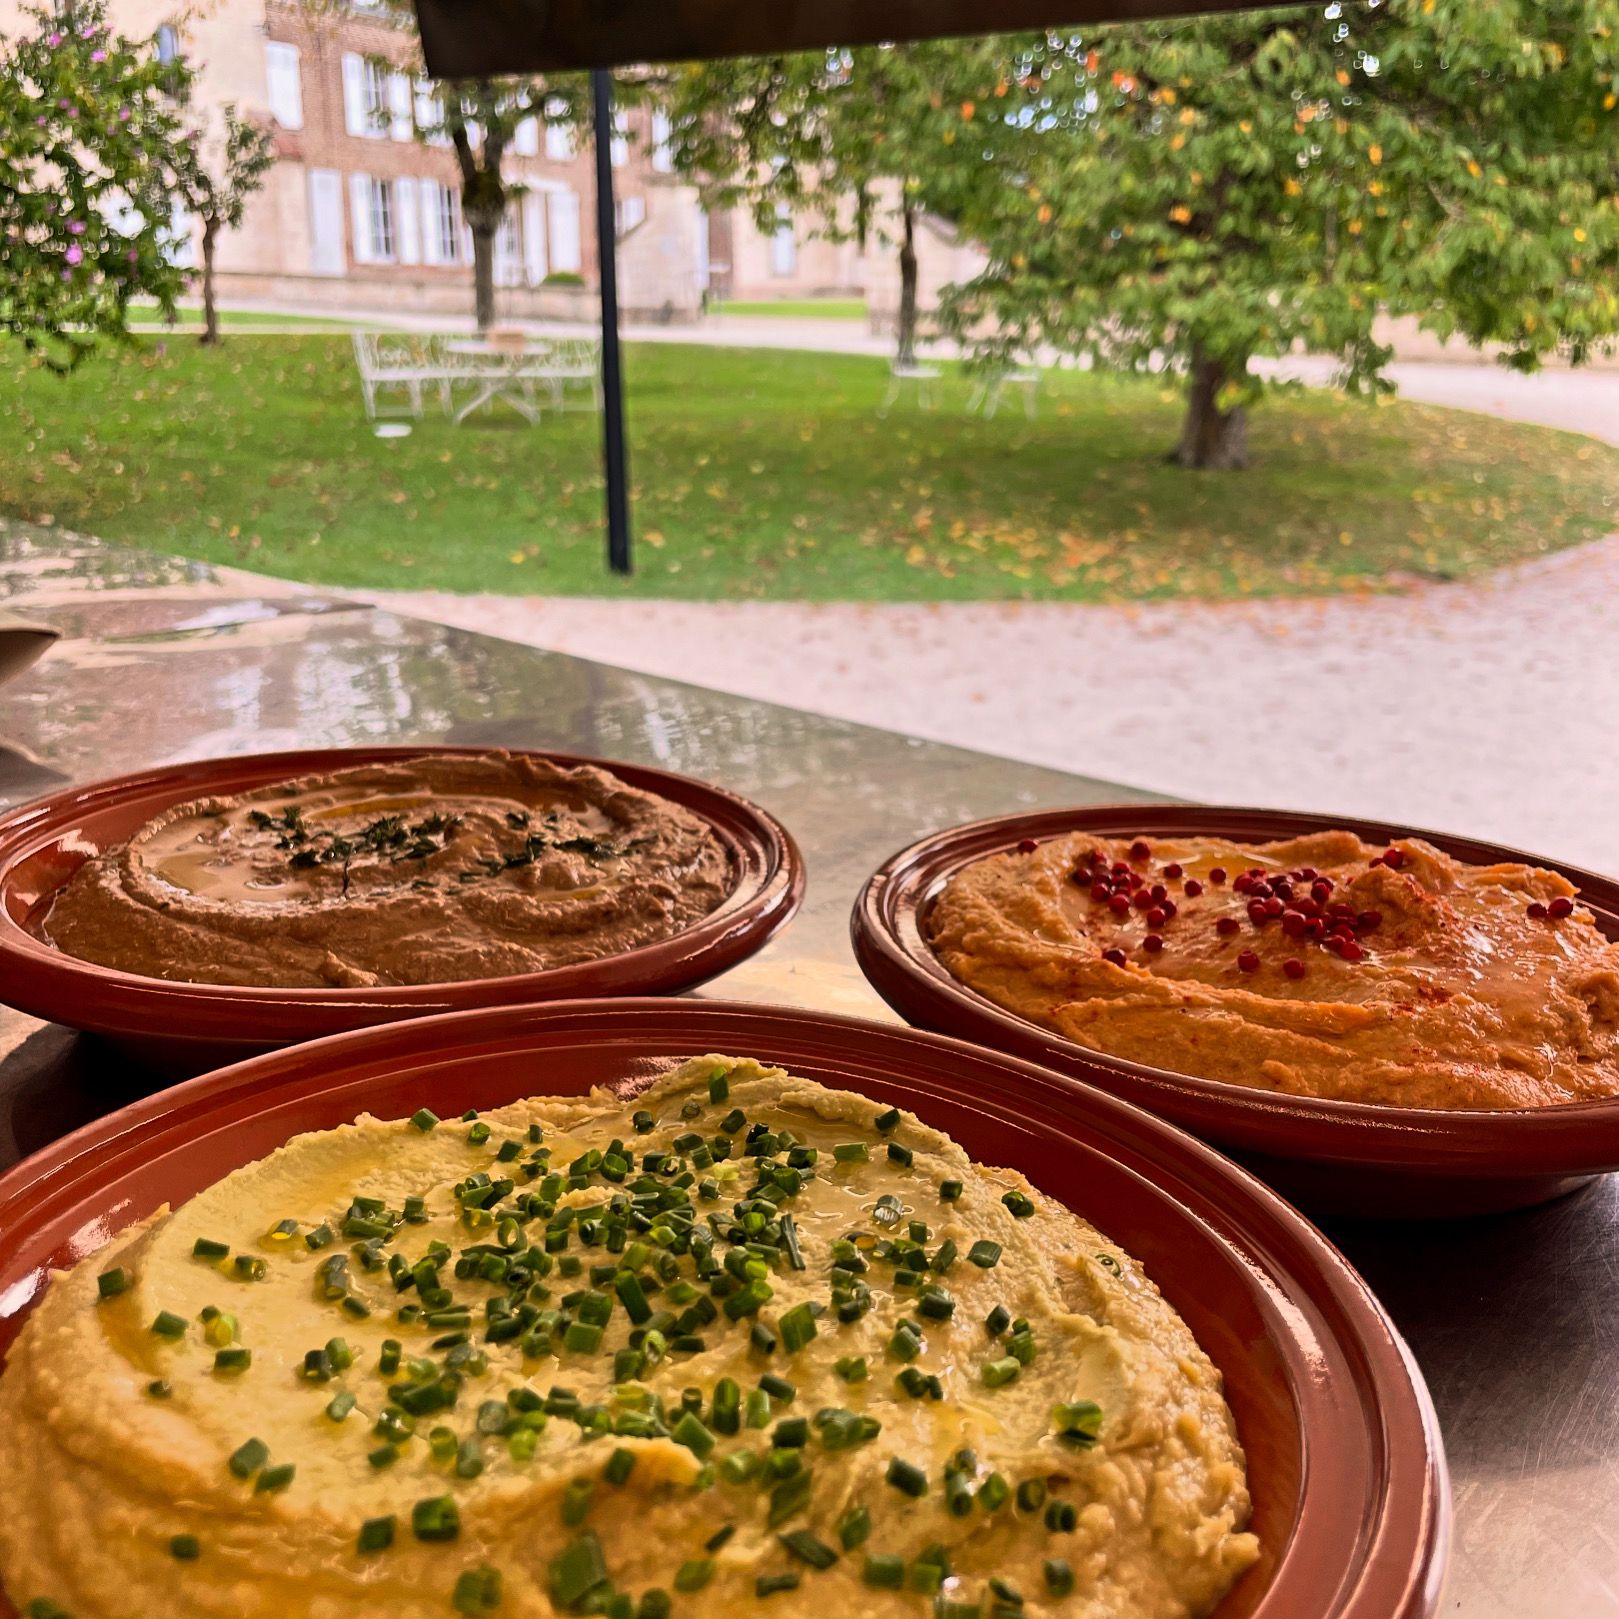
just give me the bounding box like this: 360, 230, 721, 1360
365, 521, 1619, 877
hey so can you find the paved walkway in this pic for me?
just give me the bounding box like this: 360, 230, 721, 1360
366, 521, 1619, 877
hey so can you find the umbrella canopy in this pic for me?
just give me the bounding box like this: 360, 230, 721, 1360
415, 0, 1284, 78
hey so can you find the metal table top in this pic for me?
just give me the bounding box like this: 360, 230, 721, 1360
0, 522, 1613, 1619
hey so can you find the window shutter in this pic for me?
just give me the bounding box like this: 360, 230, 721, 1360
349, 173, 372, 262
388, 73, 413, 141
522, 193, 547, 283
547, 188, 581, 272
265, 43, 303, 130
342, 55, 368, 137
419, 181, 440, 265
395, 177, 420, 263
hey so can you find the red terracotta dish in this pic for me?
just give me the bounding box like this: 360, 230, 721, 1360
0, 998, 1446, 1619
0, 747, 802, 1071
853, 803, 1619, 1218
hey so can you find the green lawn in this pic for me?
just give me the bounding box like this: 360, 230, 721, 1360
712, 299, 868, 319
3, 334, 1616, 601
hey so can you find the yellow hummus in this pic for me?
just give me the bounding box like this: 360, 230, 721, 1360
0, 1058, 1257, 1619
928, 829, 1619, 1109
42, 752, 732, 987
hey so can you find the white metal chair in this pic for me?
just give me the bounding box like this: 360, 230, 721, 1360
879, 360, 941, 415
530, 336, 603, 412
967, 363, 1040, 420
352, 332, 457, 419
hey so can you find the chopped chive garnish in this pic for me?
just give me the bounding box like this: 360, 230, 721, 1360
640, 1591, 671, 1619
706, 1525, 736, 1553
832, 1142, 870, 1164
672, 1411, 715, 1458
834, 1355, 868, 1384
885, 1457, 927, 1497
708, 1070, 730, 1103
968, 1240, 1003, 1269
863, 1554, 904, 1589
549, 1532, 607, 1605
168, 1534, 201, 1560
603, 1447, 636, 1485
325, 1391, 357, 1422
357, 1515, 396, 1553
758, 1374, 795, 1401
147, 1379, 172, 1399
231, 1255, 267, 1282
1045, 1559, 1075, 1596
979, 1471, 1011, 1511
777, 1303, 817, 1354
982, 1357, 1020, 1388
939, 1179, 964, 1201
767, 1467, 814, 1526
1045, 1498, 1078, 1532
409, 1108, 439, 1132
757, 1572, 802, 1596
192, 1238, 229, 1259
412, 1495, 461, 1542
1052, 1399, 1104, 1444
96, 1267, 131, 1300
674, 1559, 713, 1592
986, 1304, 1011, 1337
254, 1463, 295, 1493
212, 1347, 251, 1374
837, 1504, 871, 1550
873, 1107, 900, 1132
562, 1478, 594, 1526
227, 1437, 269, 1479
150, 1310, 187, 1339
1016, 1478, 1047, 1512
885, 1142, 913, 1168
452, 1566, 503, 1616
1002, 1190, 1035, 1218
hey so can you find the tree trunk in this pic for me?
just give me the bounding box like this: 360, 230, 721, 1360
1173, 351, 1249, 470
469, 221, 497, 332
199, 223, 219, 347
896, 204, 919, 368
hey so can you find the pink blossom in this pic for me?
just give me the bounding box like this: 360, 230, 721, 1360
47, 31, 62, 45
118, 107, 130, 121
65, 244, 83, 265
68, 220, 85, 235
90, 49, 106, 62
127, 248, 138, 261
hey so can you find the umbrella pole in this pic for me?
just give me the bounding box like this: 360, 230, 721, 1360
591, 67, 632, 574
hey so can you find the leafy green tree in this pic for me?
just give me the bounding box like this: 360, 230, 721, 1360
658, 44, 996, 364
410, 76, 585, 331
0, 0, 197, 371
939, 1, 1619, 468
178, 104, 275, 346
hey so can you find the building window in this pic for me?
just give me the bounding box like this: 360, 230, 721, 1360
264, 42, 302, 130
436, 184, 462, 262
547, 188, 582, 272
615, 194, 646, 236
651, 110, 673, 173
349, 174, 395, 262
610, 110, 628, 169
770, 209, 796, 277
513, 116, 539, 157
417, 179, 459, 264
544, 100, 573, 160
369, 177, 395, 259
156, 24, 179, 64
342, 53, 388, 138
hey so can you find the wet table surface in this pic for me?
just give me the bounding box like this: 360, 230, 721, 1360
0, 523, 1614, 1618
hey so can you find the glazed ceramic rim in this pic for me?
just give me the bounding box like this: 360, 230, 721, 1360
852, 803, 1619, 1172
0, 998, 1448, 1619
0, 746, 803, 1045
